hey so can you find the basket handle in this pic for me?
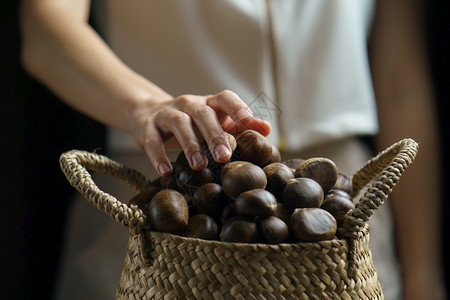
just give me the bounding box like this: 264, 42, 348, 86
59, 150, 151, 233
339, 138, 419, 239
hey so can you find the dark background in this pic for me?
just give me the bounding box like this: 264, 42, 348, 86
1, 1, 449, 299
1, 2, 106, 299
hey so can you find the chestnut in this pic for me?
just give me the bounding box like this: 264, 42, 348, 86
147, 189, 189, 234
326, 188, 353, 201
192, 183, 229, 221
221, 161, 267, 199
290, 208, 337, 242
263, 144, 282, 166
183, 192, 197, 217
332, 173, 353, 195
263, 162, 294, 195
220, 161, 251, 181
174, 152, 215, 194
281, 158, 305, 170
128, 183, 160, 210
294, 157, 338, 193
235, 189, 277, 217
220, 201, 238, 225
283, 177, 324, 211
274, 202, 292, 225
174, 151, 190, 171
220, 216, 258, 243
258, 216, 289, 244
235, 129, 273, 166
183, 214, 218, 240
224, 132, 238, 152
321, 192, 355, 227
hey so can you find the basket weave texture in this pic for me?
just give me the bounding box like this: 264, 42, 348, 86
59, 138, 419, 299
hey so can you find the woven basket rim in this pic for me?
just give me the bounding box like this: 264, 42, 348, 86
143, 226, 369, 248
59, 138, 418, 238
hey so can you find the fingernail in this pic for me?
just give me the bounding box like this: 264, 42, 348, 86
191, 152, 205, 169
157, 162, 171, 177
236, 108, 252, 120
213, 144, 231, 161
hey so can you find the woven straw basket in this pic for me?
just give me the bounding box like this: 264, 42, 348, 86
59, 138, 418, 299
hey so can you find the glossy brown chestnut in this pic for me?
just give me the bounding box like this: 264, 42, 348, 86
128, 183, 160, 210
235, 189, 277, 217
192, 183, 229, 221
326, 188, 353, 201
283, 177, 324, 211
221, 161, 267, 199
263, 162, 295, 195
220, 161, 251, 181
294, 157, 338, 193
290, 208, 337, 242
263, 144, 282, 166
332, 173, 353, 195
235, 129, 273, 166
220, 201, 238, 225
183, 192, 198, 217
258, 216, 289, 244
274, 202, 292, 225
220, 216, 258, 243
225, 132, 238, 152
147, 189, 189, 234
183, 214, 218, 240
281, 158, 305, 170
174, 153, 215, 194
321, 192, 355, 226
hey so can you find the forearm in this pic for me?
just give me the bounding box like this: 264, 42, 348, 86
370, 0, 445, 298
375, 76, 442, 276
19, 0, 272, 176
20, 0, 170, 133
374, 70, 443, 299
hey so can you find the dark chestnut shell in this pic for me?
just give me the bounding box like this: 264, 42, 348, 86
283, 177, 324, 211
234, 129, 273, 166
220, 216, 258, 243
258, 216, 289, 244
147, 189, 189, 234
290, 208, 337, 242
235, 189, 277, 217
221, 161, 267, 199
294, 157, 338, 193
183, 214, 218, 240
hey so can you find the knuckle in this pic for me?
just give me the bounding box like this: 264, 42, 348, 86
175, 95, 193, 106
169, 111, 190, 126
218, 89, 237, 99
194, 105, 214, 118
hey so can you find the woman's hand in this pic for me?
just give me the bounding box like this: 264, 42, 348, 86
127, 90, 271, 177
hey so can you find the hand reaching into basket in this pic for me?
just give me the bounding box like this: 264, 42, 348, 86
20, 2, 271, 178
125, 91, 271, 177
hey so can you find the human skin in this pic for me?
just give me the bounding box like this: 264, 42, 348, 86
20, 1, 446, 299
370, 0, 445, 299
19, 0, 271, 177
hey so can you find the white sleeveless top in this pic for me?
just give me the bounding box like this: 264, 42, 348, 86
93, 0, 377, 152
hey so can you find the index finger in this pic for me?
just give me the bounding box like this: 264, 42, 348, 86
207, 90, 272, 136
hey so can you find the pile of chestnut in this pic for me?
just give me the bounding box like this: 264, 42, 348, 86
129, 130, 355, 244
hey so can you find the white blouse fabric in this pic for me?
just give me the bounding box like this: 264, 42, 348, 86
93, 0, 378, 152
